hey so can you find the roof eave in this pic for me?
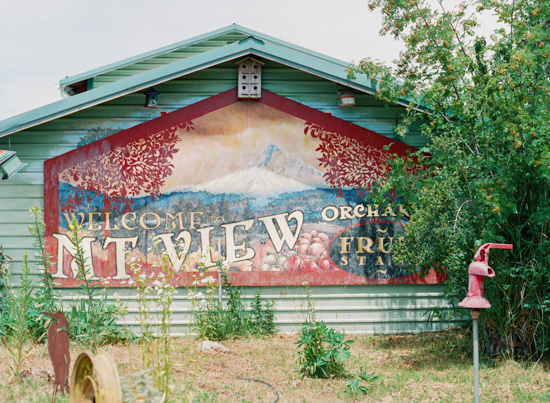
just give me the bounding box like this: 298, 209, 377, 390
59, 24, 250, 91
0, 39, 382, 138
59, 24, 353, 92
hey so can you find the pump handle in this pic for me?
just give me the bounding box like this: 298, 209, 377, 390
474, 243, 513, 263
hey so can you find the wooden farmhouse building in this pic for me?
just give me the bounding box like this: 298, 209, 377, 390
0, 25, 458, 334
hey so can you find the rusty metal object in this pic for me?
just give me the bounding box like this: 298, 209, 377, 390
70, 352, 122, 403
42, 311, 71, 400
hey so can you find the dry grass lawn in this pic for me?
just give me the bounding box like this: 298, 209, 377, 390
1, 327, 549, 402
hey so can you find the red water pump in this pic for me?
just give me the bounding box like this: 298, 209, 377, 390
458, 243, 513, 309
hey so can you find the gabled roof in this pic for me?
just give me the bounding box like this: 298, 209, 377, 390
0, 24, 381, 138
60, 24, 350, 94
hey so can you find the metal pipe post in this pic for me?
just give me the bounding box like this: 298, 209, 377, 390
217, 239, 223, 305
218, 270, 223, 304
471, 309, 480, 403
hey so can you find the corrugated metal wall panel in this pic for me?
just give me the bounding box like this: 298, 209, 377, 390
0, 60, 453, 334
56, 285, 460, 335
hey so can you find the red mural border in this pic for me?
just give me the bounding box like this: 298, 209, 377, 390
44, 88, 445, 286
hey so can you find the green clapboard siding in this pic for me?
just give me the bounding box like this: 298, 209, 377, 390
0, 59, 454, 334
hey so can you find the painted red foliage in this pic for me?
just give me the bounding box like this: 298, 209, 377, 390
304, 122, 391, 198
60, 122, 191, 212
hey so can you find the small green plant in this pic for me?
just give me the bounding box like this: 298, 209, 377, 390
128, 255, 155, 370
112, 290, 136, 366
346, 367, 378, 397
121, 370, 163, 403
295, 320, 354, 379
67, 291, 124, 345
7, 253, 33, 379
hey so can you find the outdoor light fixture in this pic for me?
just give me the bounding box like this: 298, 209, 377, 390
144, 88, 160, 108
0, 150, 26, 180
337, 88, 355, 108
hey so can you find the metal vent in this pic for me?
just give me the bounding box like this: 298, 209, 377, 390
236, 58, 264, 99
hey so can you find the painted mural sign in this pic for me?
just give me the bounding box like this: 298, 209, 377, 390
44, 89, 444, 286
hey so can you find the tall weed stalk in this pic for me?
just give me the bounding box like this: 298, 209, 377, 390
7, 253, 33, 379
151, 239, 178, 396
28, 207, 60, 340
29, 207, 58, 313
128, 238, 178, 398
65, 218, 125, 349
0, 245, 12, 339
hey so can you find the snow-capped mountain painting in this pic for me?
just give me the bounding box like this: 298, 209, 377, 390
166, 145, 328, 195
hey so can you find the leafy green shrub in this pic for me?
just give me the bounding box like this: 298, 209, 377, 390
251, 293, 275, 336
67, 294, 126, 345
193, 261, 276, 340
0, 208, 62, 343
295, 321, 354, 379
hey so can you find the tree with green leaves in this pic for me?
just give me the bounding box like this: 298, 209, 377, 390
350, 0, 550, 357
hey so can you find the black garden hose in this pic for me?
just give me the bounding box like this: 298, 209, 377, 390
235, 377, 280, 403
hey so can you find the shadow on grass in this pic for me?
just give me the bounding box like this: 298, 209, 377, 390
355, 327, 474, 370
356, 327, 550, 373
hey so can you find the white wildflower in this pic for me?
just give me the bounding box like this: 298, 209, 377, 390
200, 276, 216, 285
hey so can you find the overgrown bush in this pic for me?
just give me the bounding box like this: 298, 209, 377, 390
352, 0, 550, 358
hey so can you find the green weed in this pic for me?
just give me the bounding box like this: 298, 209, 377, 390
6, 253, 33, 379
192, 259, 276, 340
295, 320, 354, 379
